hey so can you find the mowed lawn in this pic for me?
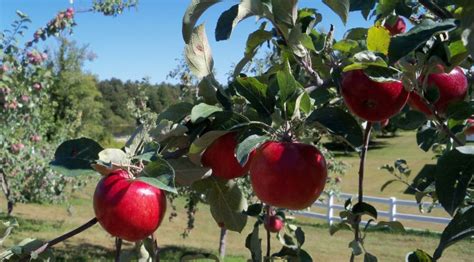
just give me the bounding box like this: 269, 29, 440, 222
1, 131, 473, 261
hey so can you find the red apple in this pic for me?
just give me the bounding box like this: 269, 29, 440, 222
408, 66, 467, 116
384, 17, 406, 35
264, 215, 284, 233
341, 69, 409, 122
201, 132, 252, 179
93, 169, 167, 242
250, 141, 327, 210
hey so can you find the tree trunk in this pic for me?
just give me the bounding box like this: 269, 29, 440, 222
0, 170, 13, 215
218, 228, 227, 260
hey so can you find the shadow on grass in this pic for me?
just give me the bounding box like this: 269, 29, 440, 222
325, 139, 391, 156
53, 243, 241, 261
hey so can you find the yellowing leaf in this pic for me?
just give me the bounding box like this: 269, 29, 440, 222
367, 26, 391, 55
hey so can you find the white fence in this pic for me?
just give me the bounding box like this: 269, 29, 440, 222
297, 193, 451, 226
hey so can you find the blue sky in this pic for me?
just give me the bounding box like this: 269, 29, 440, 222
1, 0, 373, 84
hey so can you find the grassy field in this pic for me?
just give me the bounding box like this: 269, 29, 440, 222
1, 131, 473, 261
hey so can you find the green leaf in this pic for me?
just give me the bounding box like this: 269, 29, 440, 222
157, 102, 193, 123
124, 124, 150, 157
272, 0, 298, 27
295, 227, 305, 246
364, 252, 378, 262
363, 66, 400, 82
329, 222, 351, 235
435, 148, 474, 215
343, 51, 388, 72
376, 0, 400, 17
367, 25, 391, 55
380, 179, 399, 192
215, 0, 262, 41
98, 148, 130, 165
233, 77, 275, 119
198, 76, 219, 104
167, 157, 211, 186
374, 221, 405, 231
349, 240, 363, 256
353, 202, 378, 219
306, 107, 363, 148
50, 138, 103, 176
333, 39, 359, 53
394, 110, 427, 130
182, 0, 221, 43
277, 61, 299, 106
140, 157, 177, 194
234, 25, 272, 77
434, 206, 474, 260
204, 177, 248, 232
323, 0, 349, 25
407, 249, 433, 262
445, 101, 474, 120
245, 224, 262, 262
245, 203, 263, 216
236, 134, 269, 166
344, 27, 369, 40
349, 0, 376, 19
388, 19, 458, 63
185, 24, 214, 78
416, 125, 438, 152
190, 103, 222, 123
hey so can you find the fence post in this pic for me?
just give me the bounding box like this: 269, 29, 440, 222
327, 193, 334, 225
389, 197, 397, 221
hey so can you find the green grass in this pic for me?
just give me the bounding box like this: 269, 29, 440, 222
1, 131, 473, 261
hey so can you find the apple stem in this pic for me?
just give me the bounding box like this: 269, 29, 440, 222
351, 122, 372, 261
115, 238, 122, 262
265, 205, 272, 258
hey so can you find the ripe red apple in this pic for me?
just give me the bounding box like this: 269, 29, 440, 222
250, 141, 327, 210
264, 215, 284, 233
201, 132, 252, 179
33, 83, 42, 91
384, 17, 406, 35
341, 69, 409, 122
408, 66, 467, 116
93, 169, 167, 242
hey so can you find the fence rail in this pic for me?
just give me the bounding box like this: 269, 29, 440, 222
296, 193, 451, 227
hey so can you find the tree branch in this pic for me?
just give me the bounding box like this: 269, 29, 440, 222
418, 0, 453, 19
23, 218, 98, 261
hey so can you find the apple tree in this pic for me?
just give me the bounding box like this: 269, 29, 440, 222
1, 0, 474, 261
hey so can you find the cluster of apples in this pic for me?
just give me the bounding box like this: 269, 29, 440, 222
91, 17, 469, 242
343, 17, 468, 125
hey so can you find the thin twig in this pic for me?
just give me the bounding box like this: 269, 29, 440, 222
24, 218, 98, 261
265, 205, 272, 258
115, 238, 122, 262
350, 122, 373, 261
418, 0, 453, 19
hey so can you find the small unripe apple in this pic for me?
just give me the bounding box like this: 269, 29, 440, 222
409, 66, 467, 116
20, 95, 29, 103
264, 215, 284, 233
201, 132, 253, 179
384, 17, 406, 35
250, 141, 327, 210
341, 69, 409, 122
93, 169, 167, 242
